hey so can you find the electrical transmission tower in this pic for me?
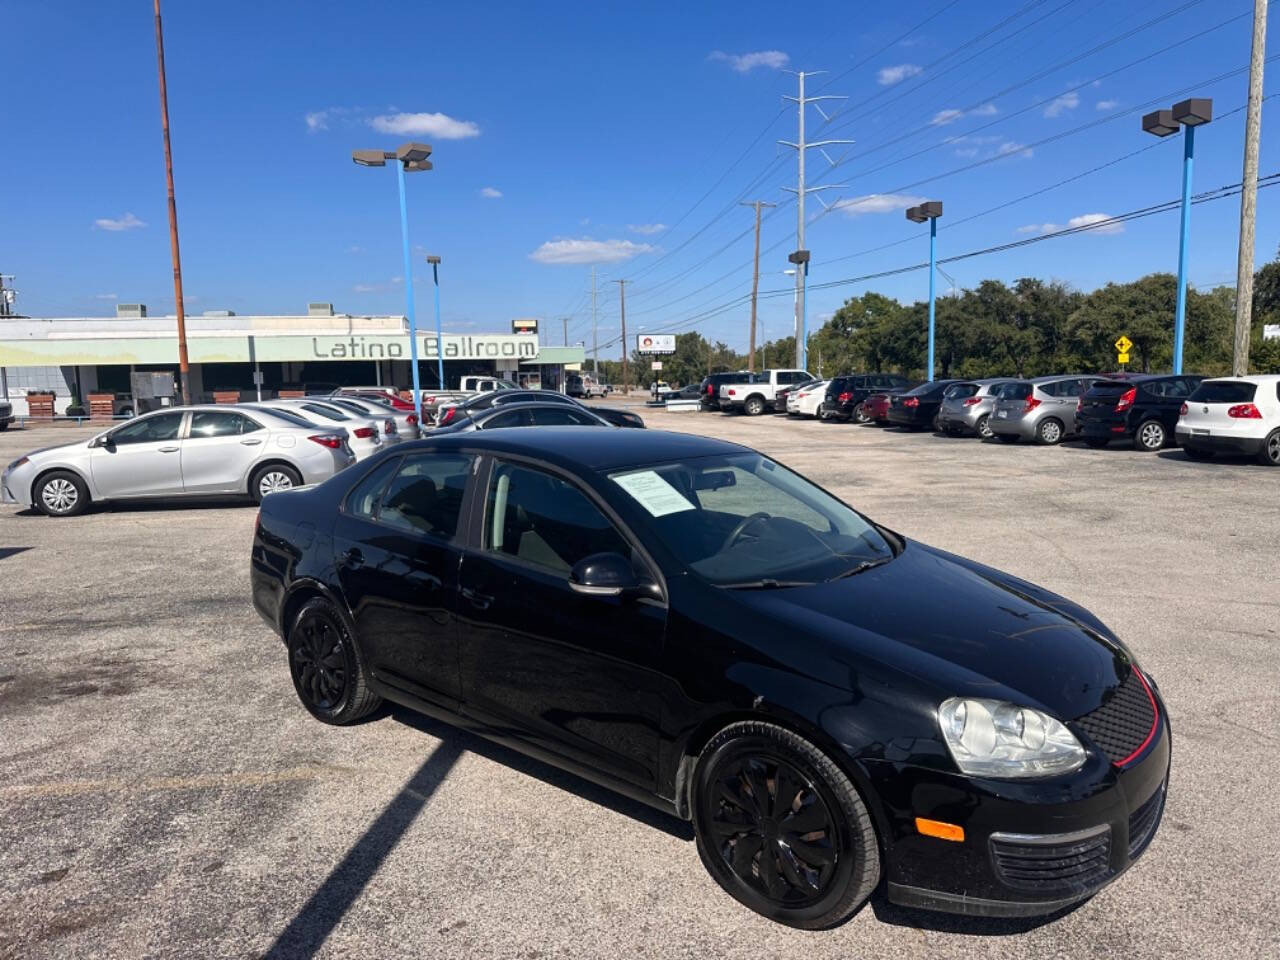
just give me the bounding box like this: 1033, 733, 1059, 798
779, 71, 852, 370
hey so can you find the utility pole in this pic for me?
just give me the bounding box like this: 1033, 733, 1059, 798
740, 200, 776, 372
615, 279, 628, 393
562, 316, 568, 346
0, 274, 13, 318
153, 0, 191, 405
590, 267, 599, 378
1233, 0, 1269, 375
780, 71, 851, 371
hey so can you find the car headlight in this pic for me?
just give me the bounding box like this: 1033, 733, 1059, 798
938, 698, 1086, 779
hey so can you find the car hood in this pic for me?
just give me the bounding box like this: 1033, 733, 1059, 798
736, 541, 1129, 721
11, 440, 92, 467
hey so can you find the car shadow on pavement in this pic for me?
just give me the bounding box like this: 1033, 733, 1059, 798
868, 889, 1082, 935
389, 705, 695, 842
1156, 449, 1258, 466
0, 546, 31, 560
263, 739, 465, 959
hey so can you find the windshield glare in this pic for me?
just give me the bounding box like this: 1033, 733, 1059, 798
608, 453, 894, 586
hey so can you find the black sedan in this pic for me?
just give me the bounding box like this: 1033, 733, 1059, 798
887, 379, 962, 430
432, 401, 610, 432
251, 429, 1169, 928
436, 389, 642, 429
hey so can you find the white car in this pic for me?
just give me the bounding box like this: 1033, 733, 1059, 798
324, 395, 415, 443
787, 380, 830, 418
1176, 374, 1280, 465
255, 399, 384, 461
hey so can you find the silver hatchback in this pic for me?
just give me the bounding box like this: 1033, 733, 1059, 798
936, 379, 1017, 438
988, 376, 1104, 444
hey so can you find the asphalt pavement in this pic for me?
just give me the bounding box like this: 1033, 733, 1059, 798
1, 410, 1276, 959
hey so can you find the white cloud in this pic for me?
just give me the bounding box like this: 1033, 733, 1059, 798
369, 111, 480, 139
479, 186, 503, 198
834, 193, 926, 217
1096, 99, 1119, 111
931, 108, 964, 126
1067, 212, 1123, 235
708, 50, 789, 73
877, 63, 922, 86
1016, 223, 1057, 234
954, 147, 979, 158
1044, 91, 1080, 118
93, 212, 145, 231
628, 223, 667, 235
353, 283, 379, 293
305, 110, 329, 132
997, 141, 1033, 159
95, 293, 118, 300
529, 238, 655, 265
970, 102, 998, 117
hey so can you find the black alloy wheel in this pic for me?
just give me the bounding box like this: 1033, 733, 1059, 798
692, 722, 879, 929
287, 599, 381, 724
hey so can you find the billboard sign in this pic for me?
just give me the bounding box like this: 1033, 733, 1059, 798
512, 317, 539, 336
636, 333, 676, 354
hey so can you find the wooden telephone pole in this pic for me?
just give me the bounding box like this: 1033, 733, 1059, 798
741, 200, 775, 373
153, 0, 190, 405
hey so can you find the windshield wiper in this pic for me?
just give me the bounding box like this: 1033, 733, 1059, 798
720, 578, 812, 590
829, 556, 894, 581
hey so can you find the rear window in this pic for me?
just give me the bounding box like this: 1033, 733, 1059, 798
1085, 380, 1133, 397
945, 383, 979, 399
245, 405, 311, 428
996, 382, 1032, 400
903, 381, 942, 397
1188, 380, 1256, 404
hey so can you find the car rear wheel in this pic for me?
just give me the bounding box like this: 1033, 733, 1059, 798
34, 470, 89, 517
853, 405, 870, 424
1134, 420, 1166, 452
692, 722, 880, 929
287, 598, 382, 725
745, 396, 766, 416
1258, 429, 1280, 467
1036, 417, 1065, 445
251, 464, 302, 503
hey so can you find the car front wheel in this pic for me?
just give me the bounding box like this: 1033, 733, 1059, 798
692, 722, 880, 929
35, 470, 90, 517
853, 405, 870, 424
975, 414, 992, 439
287, 598, 382, 724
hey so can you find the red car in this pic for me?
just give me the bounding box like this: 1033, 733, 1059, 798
335, 386, 416, 411
859, 392, 893, 424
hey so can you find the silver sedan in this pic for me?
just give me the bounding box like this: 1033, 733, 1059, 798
1, 405, 355, 517
252, 399, 384, 461
323, 395, 419, 442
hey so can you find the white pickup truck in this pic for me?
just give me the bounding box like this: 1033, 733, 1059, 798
718, 369, 815, 416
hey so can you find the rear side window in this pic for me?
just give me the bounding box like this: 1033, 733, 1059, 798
345, 458, 401, 519
483, 409, 532, 429
189, 411, 257, 437
1188, 381, 1257, 404
379, 454, 474, 539
530, 407, 602, 426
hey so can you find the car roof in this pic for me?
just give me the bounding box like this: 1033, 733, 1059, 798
1199, 374, 1280, 384
414, 426, 746, 471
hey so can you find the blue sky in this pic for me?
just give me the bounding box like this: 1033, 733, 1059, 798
3, 0, 1276, 356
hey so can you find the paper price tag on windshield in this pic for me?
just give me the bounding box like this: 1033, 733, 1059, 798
613, 470, 695, 517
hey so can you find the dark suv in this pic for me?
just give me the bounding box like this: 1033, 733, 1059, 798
1077, 374, 1205, 451
698, 372, 753, 411
822, 374, 915, 422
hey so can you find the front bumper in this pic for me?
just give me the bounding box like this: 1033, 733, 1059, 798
1175, 429, 1264, 455
868, 697, 1170, 917
1, 467, 32, 508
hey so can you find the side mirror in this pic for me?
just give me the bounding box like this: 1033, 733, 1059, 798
90, 434, 114, 449
569, 552, 641, 597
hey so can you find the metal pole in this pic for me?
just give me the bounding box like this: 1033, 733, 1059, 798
616, 280, 628, 393
590, 267, 599, 378
1173, 124, 1195, 376
431, 260, 445, 389
1233, 0, 1268, 376
928, 217, 937, 382
562, 317, 568, 346
795, 72, 806, 371
396, 161, 424, 426
153, 0, 190, 406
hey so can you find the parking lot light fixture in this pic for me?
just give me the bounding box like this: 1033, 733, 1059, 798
352, 141, 434, 425
426, 255, 445, 389
906, 201, 944, 381
1144, 99, 1211, 375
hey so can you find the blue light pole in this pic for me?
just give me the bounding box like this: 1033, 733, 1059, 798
426, 255, 445, 389
353, 141, 434, 427
1143, 98, 1212, 375
906, 201, 944, 381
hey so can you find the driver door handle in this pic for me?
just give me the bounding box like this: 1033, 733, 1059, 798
341, 548, 364, 568
159, 446, 179, 453
460, 586, 493, 611
240, 438, 263, 446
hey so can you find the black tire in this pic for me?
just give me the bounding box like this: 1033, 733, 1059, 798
744, 396, 766, 416
691, 721, 880, 930
1184, 447, 1215, 462
1258, 429, 1280, 467
1134, 419, 1166, 452
34, 470, 90, 517
996, 433, 1019, 444
287, 598, 382, 725
1035, 417, 1065, 445
853, 405, 871, 425
974, 414, 992, 439
250, 463, 302, 503
1084, 436, 1110, 449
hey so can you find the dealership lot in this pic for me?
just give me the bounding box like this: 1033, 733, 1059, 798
1, 412, 1277, 959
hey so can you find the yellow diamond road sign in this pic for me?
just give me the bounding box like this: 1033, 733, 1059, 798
1115, 335, 1133, 354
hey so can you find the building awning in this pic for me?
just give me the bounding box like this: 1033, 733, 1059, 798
520, 346, 586, 366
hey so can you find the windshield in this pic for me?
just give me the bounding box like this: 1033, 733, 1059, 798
608, 453, 894, 586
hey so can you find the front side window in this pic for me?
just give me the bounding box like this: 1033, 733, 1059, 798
609, 453, 893, 587
189, 411, 257, 438
485, 462, 630, 573
109, 411, 184, 445
378, 454, 474, 538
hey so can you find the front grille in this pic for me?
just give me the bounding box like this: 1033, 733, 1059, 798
990, 826, 1112, 893
1074, 668, 1157, 766
1128, 782, 1166, 861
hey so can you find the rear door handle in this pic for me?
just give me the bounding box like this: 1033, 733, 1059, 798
342, 547, 364, 568
159, 446, 179, 453
240, 438, 263, 446
460, 587, 492, 611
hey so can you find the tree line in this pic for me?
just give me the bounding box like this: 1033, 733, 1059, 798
588, 250, 1280, 388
